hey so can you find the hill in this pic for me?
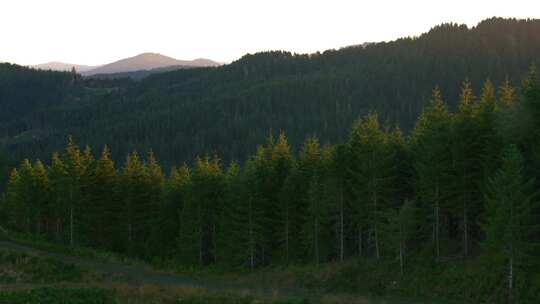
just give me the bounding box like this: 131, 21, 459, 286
1, 17, 539, 167
82, 53, 220, 76
85, 64, 201, 80
32, 62, 96, 73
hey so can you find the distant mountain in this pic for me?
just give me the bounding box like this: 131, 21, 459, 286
32, 62, 96, 73
82, 53, 220, 76
3, 18, 539, 168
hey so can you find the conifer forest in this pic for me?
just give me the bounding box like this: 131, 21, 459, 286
1, 17, 540, 304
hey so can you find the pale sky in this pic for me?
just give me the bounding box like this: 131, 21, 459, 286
1, 0, 538, 66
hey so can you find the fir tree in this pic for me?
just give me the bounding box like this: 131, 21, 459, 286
451, 81, 483, 257
483, 145, 539, 304
63, 136, 83, 246
412, 87, 452, 261
348, 112, 396, 259
383, 199, 418, 275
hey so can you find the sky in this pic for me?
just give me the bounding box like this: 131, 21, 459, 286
1, 0, 538, 66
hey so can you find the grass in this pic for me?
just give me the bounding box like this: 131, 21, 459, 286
0, 227, 144, 266
4, 227, 538, 303
0, 250, 101, 284
0, 288, 114, 304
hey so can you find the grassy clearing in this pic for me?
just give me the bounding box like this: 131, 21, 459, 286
0, 288, 114, 304
0, 250, 102, 284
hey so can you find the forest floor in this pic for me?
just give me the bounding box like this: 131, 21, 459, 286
0, 238, 440, 304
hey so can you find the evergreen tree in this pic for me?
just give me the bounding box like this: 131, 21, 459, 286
412, 88, 452, 261
298, 137, 329, 265
477, 79, 502, 179
383, 199, 418, 275
3, 168, 21, 230
32, 160, 49, 236
179, 155, 224, 266
348, 112, 396, 259
451, 81, 483, 257
91, 146, 118, 250
327, 144, 351, 262
271, 132, 295, 263
17, 159, 34, 233
145, 150, 165, 257
483, 145, 539, 304
230, 159, 266, 269
63, 136, 83, 246
119, 151, 148, 255
167, 164, 191, 257
48, 152, 68, 242
499, 78, 514, 109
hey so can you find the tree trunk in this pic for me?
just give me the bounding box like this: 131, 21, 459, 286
339, 186, 344, 262
198, 204, 203, 266
315, 217, 320, 266
508, 256, 513, 304
70, 187, 74, 246
399, 223, 404, 276
36, 210, 41, 236
70, 206, 74, 246
249, 198, 255, 271
358, 227, 363, 257
56, 219, 61, 242
434, 184, 440, 261
374, 199, 380, 259
399, 242, 404, 276
463, 205, 468, 257
285, 205, 289, 264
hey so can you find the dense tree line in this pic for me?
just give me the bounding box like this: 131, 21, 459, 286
1, 18, 540, 168
2, 70, 540, 302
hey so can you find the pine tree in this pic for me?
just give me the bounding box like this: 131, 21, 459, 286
327, 144, 351, 262
233, 159, 266, 269
91, 146, 118, 250
63, 136, 83, 246
412, 87, 452, 261
144, 150, 165, 257
119, 151, 148, 255
17, 159, 34, 233
483, 145, 539, 304
48, 152, 68, 242
179, 155, 224, 266
477, 79, 502, 178
3, 168, 21, 230
271, 132, 295, 264
348, 112, 396, 259
32, 160, 49, 236
298, 137, 330, 265
383, 199, 418, 275
499, 78, 514, 109
79, 145, 96, 246
169, 164, 191, 255
451, 81, 483, 257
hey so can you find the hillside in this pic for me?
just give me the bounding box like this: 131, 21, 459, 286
82, 53, 220, 76
32, 62, 96, 73
1, 17, 540, 167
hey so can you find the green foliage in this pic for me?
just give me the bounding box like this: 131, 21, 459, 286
0, 251, 87, 284
3, 19, 540, 168
0, 288, 114, 304
4, 58, 540, 304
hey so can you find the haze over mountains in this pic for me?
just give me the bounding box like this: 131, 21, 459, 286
31, 53, 220, 76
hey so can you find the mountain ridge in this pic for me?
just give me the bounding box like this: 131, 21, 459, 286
31, 53, 220, 76
82, 53, 220, 76
32, 62, 97, 73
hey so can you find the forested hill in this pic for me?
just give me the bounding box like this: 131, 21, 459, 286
1, 17, 540, 167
